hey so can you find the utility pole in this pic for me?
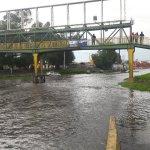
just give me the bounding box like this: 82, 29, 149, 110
119, 0, 123, 43
84, 2, 86, 24
36, 8, 39, 28
63, 51, 66, 69
119, 0, 123, 58
120, 0, 122, 21
7, 11, 10, 30
101, 0, 104, 43
124, 0, 126, 20
67, 4, 70, 26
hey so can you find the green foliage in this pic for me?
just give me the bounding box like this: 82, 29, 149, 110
0, 10, 75, 70
15, 54, 33, 69
0, 53, 33, 70
134, 73, 150, 82
121, 73, 150, 92
0, 74, 32, 81
31, 22, 44, 28
0, 9, 32, 30
0, 53, 6, 69
92, 50, 120, 70
29, 21, 64, 41
43, 51, 75, 69
0, 53, 16, 68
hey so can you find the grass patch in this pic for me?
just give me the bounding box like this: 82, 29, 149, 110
0, 74, 32, 81
120, 73, 150, 92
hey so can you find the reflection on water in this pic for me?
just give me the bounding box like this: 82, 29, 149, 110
119, 90, 147, 130
118, 87, 150, 149
0, 69, 149, 150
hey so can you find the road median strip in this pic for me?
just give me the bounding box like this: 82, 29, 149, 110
106, 116, 120, 150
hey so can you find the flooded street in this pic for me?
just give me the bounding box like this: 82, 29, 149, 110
0, 70, 150, 150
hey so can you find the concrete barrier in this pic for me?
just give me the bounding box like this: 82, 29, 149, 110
106, 116, 121, 150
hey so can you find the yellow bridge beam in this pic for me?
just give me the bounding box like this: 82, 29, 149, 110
106, 116, 120, 150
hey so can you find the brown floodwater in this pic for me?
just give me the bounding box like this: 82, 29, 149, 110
0, 69, 150, 150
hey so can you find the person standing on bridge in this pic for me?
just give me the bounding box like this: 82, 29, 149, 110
135, 32, 139, 43
92, 34, 96, 45
130, 32, 135, 43
140, 32, 144, 44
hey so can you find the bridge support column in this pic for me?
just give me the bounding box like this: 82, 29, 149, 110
39, 56, 43, 75
128, 48, 134, 81
33, 53, 45, 83
33, 53, 38, 76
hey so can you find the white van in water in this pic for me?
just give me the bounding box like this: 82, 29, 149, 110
46, 71, 61, 77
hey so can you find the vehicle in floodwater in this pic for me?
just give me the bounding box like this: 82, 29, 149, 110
46, 71, 61, 77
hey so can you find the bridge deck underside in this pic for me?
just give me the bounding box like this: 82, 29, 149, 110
0, 44, 137, 53
0, 42, 149, 54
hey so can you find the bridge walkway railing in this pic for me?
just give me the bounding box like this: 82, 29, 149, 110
0, 36, 150, 52
86, 37, 150, 47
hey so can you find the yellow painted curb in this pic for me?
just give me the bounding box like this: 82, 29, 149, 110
106, 116, 120, 150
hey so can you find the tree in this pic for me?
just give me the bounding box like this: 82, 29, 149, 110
0, 10, 33, 72
31, 22, 43, 28
0, 53, 17, 74
0, 9, 32, 30
0, 11, 75, 71
43, 51, 75, 69
92, 50, 121, 70
15, 53, 33, 70
0, 53, 6, 69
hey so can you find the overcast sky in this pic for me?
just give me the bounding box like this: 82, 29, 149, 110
0, 0, 150, 62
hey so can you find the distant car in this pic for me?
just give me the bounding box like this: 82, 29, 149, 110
69, 40, 78, 47
69, 39, 87, 47
46, 71, 61, 77
78, 39, 87, 47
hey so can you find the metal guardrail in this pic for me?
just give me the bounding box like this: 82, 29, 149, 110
87, 37, 129, 45
141, 37, 150, 45
0, 35, 149, 52
88, 37, 150, 46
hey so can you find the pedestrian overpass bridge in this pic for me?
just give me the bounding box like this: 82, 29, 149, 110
0, 0, 149, 83
0, 19, 149, 83
0, 20, 150, 53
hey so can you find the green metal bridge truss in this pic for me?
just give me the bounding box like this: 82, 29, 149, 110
0, 20, 136, 53
0, 0, 149, 54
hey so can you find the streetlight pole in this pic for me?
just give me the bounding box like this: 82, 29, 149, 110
119, 0, 123, 57
124, 0, 126, 20
101, 0, 104, 43
63, 51, 66, 69
120, 0, 122, 20
119, 0, 123, 43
